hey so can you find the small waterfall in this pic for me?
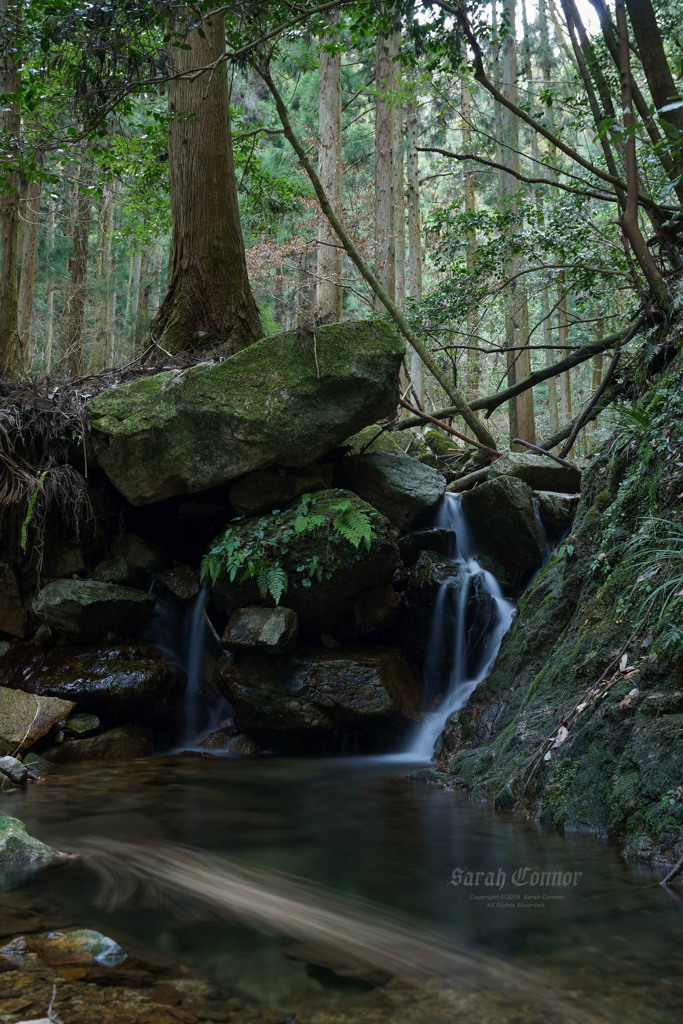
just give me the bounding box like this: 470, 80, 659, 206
406, 494, 515, 759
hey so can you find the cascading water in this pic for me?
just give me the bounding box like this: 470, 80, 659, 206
406, 493, 515, 759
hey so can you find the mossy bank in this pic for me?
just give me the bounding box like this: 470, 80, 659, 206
436, 339, 683, 864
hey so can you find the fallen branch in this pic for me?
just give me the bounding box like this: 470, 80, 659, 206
661, 853, 683, 888
558, 347, 621, 457
255, 62, 498, 453
511, 438, 577, 470
447, 467, 490, 492
398, 398, 500, 458
536, 383, 622, 450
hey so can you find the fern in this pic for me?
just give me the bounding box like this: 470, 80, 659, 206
333, 508, 374, 550
256, 561, 288, 604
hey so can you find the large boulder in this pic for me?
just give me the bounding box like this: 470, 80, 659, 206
460, 477, 545, 577
214, 648, 421, 750
88, 320, 404, 506
228, 463, 334, 517
0, 686, 75, 756
0, 816, 68, 870
0, 646, 185, 720
211, 490, 400, 635
32, 580, 156, 644
534, 489, 580, 537
336, 451, 446, 531
489, 451, 581, 493
44, 723, 155, 763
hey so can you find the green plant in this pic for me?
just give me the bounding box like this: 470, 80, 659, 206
200, 492, 376, 604
625, 516, 683, 628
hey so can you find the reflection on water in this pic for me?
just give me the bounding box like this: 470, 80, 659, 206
2, 755, 683, 1022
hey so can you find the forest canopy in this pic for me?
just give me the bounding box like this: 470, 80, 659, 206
0, 0, 681, 455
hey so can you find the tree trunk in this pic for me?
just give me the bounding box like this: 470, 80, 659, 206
462, 82, 480, 404
135, 248, 152, 350
393, 54, 405, 309
0, 0, 21, 376
43, 193, 57, 374
150, 6, 262, 356
557, 283, 572, 422
405, 90, 424, 407
374, 27, 399, 311
93, 185, 114, 371
501, 0, 535, 446
316, 11, 343, 321
17, 174, 42, 370
59, 166, 92, 377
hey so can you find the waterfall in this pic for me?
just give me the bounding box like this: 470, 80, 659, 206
406, 494, 515, 759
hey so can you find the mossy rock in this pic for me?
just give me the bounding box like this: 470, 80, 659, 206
210, 489, 400, 635
88, 320, 404, 506
0, 816, 68, 871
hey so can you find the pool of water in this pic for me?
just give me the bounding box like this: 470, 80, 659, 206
2, 754, 682, 1022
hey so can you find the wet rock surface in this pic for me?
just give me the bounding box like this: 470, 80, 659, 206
0, 646, 186, 720
222, 607, 299, 655
488, 451, 581, 493
0, 686, 76, 756
0, 817, 68, 870
43, 724, 155, 763
460, 476, 545, 578
214, 648, 421, 750
32, 580, 156, 644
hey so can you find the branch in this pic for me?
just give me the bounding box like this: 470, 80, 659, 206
255, 63, 499, 452
537, 383, 622, 450
417, 146, 616, 204
431, 0, 665, 216
398, 398, 500, 458
393, 316, 644, 428
558, 347, 621, 457
511, 439, 576, 469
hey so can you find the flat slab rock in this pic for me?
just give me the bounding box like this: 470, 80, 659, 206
32, 579, 155, 644
88, 320, 404, 506
0, 686, 75, 756
0, 646, 185, 719
489, 451, 581, 493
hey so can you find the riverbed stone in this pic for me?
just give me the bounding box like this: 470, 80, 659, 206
337, 451, 446, 531
92, 556, 135, 586
0, 646, 185, 719
88, 320, 404, 506
32, 580, 156, 643
0, 817, 68, 870
62, 712, 100, 737
221, 606, 299, 654
214, 648, 421, 748
158, 562, 199, 601
43, 723, 155, 763
0, 757, 28, 786
488, 451, 581, 493
0, 686, 76, 756
0, 562, 26, 638
460, 476, 545, 576
534, 489, 580, 536
27, 930, 127, 967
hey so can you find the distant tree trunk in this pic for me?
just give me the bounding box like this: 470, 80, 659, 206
317, 11, 343, 321
0, 0, 21, 376
405, 90, 424, 407
462, 82, 480, 404
135, 248, 151, 350
150, 6, 262, 356
124, 253, 134, 320
557, 283, 572, 422
501, 0, 535, 446
59, 166, 92, 377
43, 193, 57, 374
374, 27, 399, 311
393, 53, 405, 309
93, 185, 114, 371
538, 0, 560, 434
18, 174, 42, 369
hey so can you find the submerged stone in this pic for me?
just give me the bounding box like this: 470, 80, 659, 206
88, 320, 404, 506
32, 580, 156, 644
27, 930, 127, 967
0, 816, 68, 870
44, 723, 155, 763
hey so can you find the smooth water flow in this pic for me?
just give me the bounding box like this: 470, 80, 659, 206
406, 494, 515, 759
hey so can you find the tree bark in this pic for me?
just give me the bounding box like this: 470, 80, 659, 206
150, 6, 262, 356
374, 26, 399, 310
317, 11, 343, 321
93, 185, 114, 371
501, 0, 535, 445
17, 173, 41, 369
405, 89, 424, 406
625, 0, 683, 166
58, 165, 92, 378
43, 192, 57, 374
557, 283, 572, 422
0, 0, 21, 376
462, 82, 480, 405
